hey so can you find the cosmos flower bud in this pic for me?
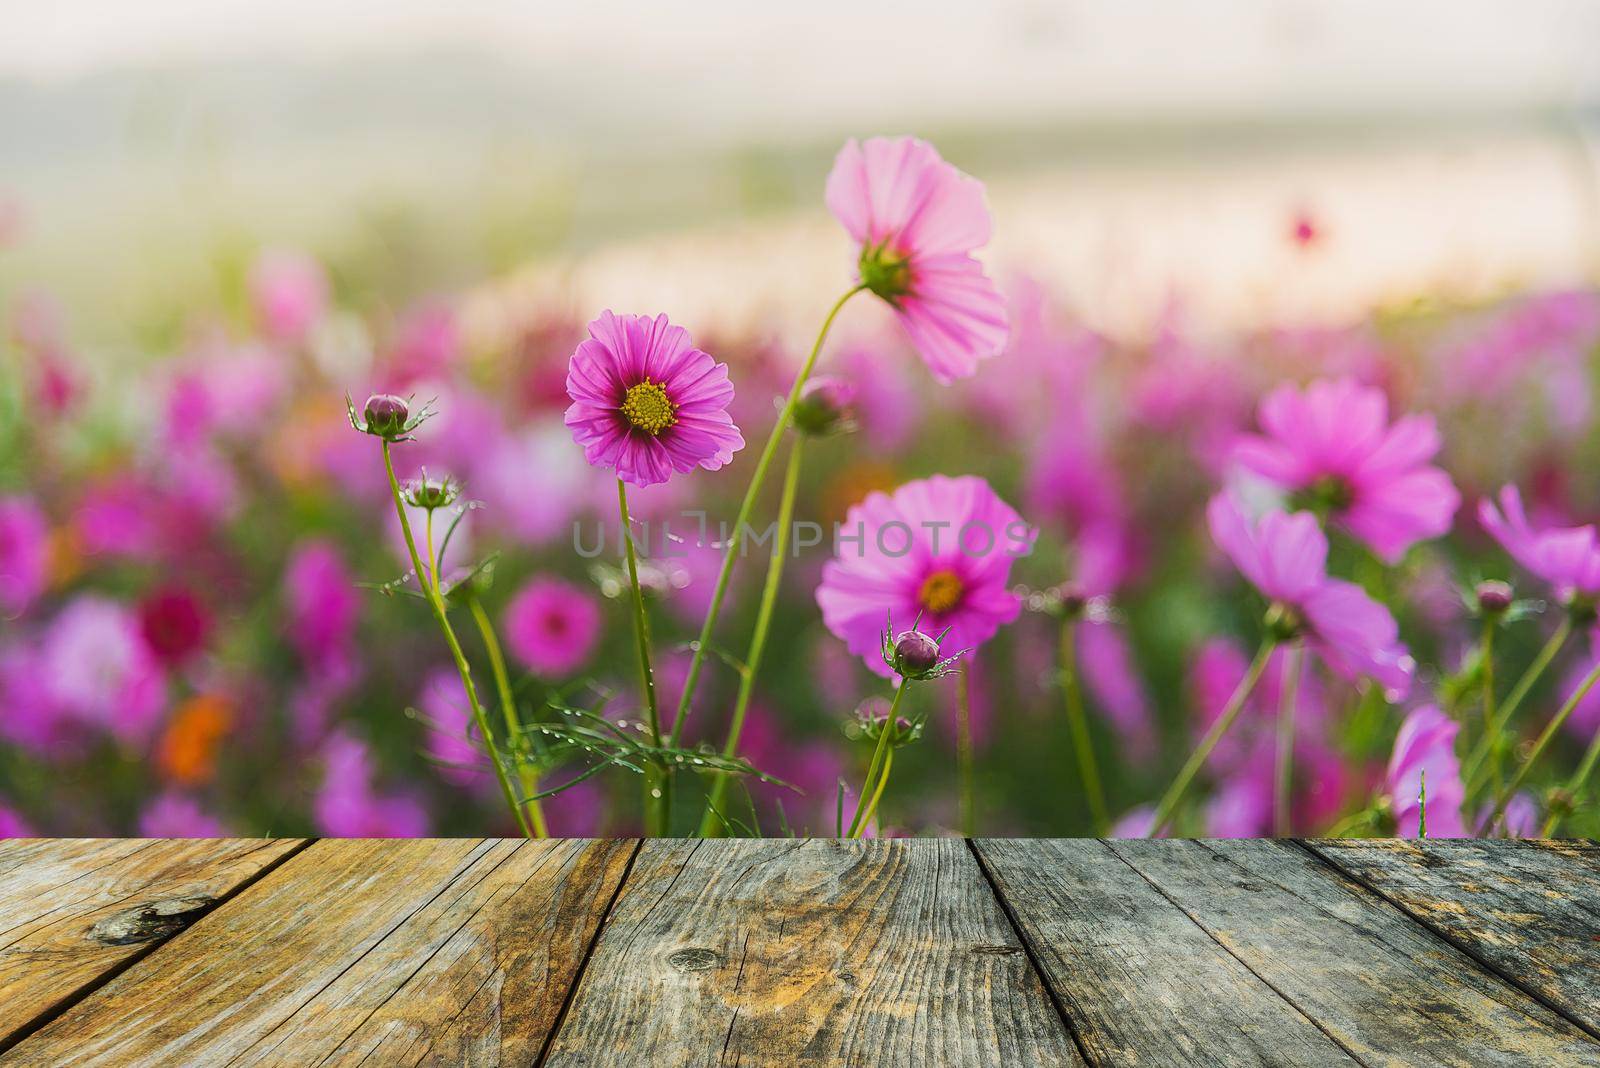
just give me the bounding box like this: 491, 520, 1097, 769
891, 628, 942, 679
792, 376, 857, 437
403, 473, 460, 511
364, 394, 409, 436
348, 392, 432, 443
1475, 580, 1514, 615
850, 697, 923, 746
1057, 583, 1088, 620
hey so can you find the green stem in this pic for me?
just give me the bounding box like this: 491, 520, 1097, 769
618, 478, 668, 836
957, 663, 975, 838
1483, 655, 1600, 835
1149, 637, 1276, 836
1480, 617, 1496, 755
382, 441, 530, 839
668, 284, 865, 748
1325, 807, 1379, 838
848, 682, 908, 838
856, 745, 894, 838
1542, 725, 1600, 837
1059, 618, 1108, 834
697, 438, 805, 837
466, 593, 548, 838
1274, 643, 1302, 837
1465, 616, 1572, 796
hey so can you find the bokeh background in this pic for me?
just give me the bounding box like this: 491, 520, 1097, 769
4, 1, 1600, 836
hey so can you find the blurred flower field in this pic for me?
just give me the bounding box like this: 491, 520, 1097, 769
3, 135, 1600, 840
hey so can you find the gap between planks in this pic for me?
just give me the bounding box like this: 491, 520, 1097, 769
964, 837, 1096, 1066
0, 838, 318, 1058
532, 838, 644, 1068
1295, 838, 1600, 1047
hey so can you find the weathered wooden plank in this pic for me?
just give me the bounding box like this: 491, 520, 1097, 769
0, 838, 306, 1052
974, 838, 1360, 1065
0, 838, 634, 1067
1307, 838, 1600, 1038
544, 838, 1083, 1066
1107, 838, 1600, 1066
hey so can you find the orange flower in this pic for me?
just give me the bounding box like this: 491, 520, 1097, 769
156, 694, 233, 786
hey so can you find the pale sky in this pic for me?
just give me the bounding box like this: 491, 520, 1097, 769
3, 1, 1597, 126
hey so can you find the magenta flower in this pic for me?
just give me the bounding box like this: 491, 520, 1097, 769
283, 539, 361, 670
1479, 484, 1600, 602
503, 576, 602, 677
139, 794, 227, 837
1077, 621, 1154, 758
248, 250, 327, 342
1232, 378, 1459, 563
313, 733, 430, 837
416, 667, 488, 788
40, 596, 167, 743
0, 640, 76, 754
1386, 704, 1466, 837
817, 475, 1034, 677
0, 804, 33, 837
1191, 638, 1328, 771
0, 495, 48, 618
1208, 492, 1413, 699
564, 311, 744, 487
1479, 794, 1540, 839
826, 137, 1008, 383
1203, 735, 1349, 836
138, 586, 211, 668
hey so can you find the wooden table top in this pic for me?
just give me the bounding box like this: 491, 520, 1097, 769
0, 838, 1596, 1066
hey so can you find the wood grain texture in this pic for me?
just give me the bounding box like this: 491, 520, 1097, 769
0, 838, 305, 1051
1308, 838, 1600, 1037
1108, 838, 1600, 1066
544, 837, 1083, 1067
0, 838, 634, 1067
974, 838, 1359, 1065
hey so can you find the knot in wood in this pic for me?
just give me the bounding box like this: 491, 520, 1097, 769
89, 895, 215, 945
666, 947, 720, 972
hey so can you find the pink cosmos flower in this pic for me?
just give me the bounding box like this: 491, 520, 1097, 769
40, 597, 168, 743
0, 495, 49, 618
0, 804, 33, 837
1108, 805, 1164, 839
1077, 620, 1154, 759
826, 137, 1008, 383
139, 794, 227, 837
248, 250, 327, 342
0, 640, 77, 754
539, 778, 605, 837
1202, 735, 1349, 837
503, 576, 602, 677
1208, 492, 1413, 699
383, 300, 459, 387
283, 539, 361, 670
1479, 484, 1600, 602
1232, 378, 1459, 563
1560, 642, 1600, 743
565, 311, 744, 487
313, 732, 430, 837
1191, 638, 1328, 772
739, 703, 851, 834
1386, 704, 1466, 837
138, 586, 211, 668
416, 667, 488, 788
474, 424, 588, 547
817, 475, 1034, 677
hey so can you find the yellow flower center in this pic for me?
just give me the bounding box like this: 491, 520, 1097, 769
621, 380, 678, 436
917, 569, 964, 615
